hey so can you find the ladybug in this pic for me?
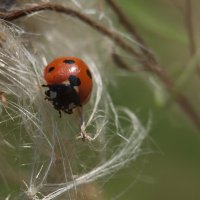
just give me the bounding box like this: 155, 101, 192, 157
42, 57, 93, 140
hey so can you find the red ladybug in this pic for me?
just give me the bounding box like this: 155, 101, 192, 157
43, 57, 93, 117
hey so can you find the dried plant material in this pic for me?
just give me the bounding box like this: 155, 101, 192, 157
0, 2, 148, 199
0, 1, 199, 132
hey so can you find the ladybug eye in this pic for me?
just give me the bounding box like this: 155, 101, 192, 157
64, 60, 75, 64
86, 69, 92, 79
48, 67, 55, 73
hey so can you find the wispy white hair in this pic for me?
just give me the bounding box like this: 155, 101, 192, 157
0, 1, 149, 199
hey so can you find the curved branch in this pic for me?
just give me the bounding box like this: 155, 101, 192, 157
105, 0, 156, 63
0, 3, 141, 59
0, 3, 200, 131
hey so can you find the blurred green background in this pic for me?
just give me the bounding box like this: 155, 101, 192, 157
105, 0, 200, 199
1, 0, 200, 199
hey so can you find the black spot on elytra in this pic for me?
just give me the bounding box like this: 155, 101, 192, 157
69, 75, 81, 86
86, 69, 92, 79
64, 60, 75, 64
48, 66, 55, 73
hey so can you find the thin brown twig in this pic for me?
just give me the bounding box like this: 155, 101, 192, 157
104, 1, 175, 97
107, 0, 200, 132
112, 53, 132, 71
112, 53, 148, 72
184, 0, 200, 75
0, 4, 168, 83
185, 0, 196, 55
0, 3, 141, 59
0, 3, 200, 131
105, 0, 157, 64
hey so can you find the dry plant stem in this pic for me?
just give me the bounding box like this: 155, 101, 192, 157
112, 51, 200, 131
184, 0, 200, 75
107, 0, 200, 131
0, 3, 200, 131
112, 53, 148, 72
112, 53, 133, 71
185, 0, 196, 55
0, 3, 141, 59
105, 0, 172, 86
105, 0, 157, 63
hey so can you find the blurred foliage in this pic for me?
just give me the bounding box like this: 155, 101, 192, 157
0, 1, 200, 199
105, 0, 200, 199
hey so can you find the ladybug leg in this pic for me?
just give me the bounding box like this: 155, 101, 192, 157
58, 110, 62, 118
64, 109, 73, 114
44, 97, 52, 101
74, 107, 92, 141
42, 85, 52, 101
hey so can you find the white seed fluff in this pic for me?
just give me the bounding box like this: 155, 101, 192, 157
0, 1, 149, 199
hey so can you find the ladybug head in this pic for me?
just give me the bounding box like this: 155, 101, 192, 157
43, 83, 81, 116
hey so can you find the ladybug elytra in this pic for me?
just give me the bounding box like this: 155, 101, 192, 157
43, 56, 93, 117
